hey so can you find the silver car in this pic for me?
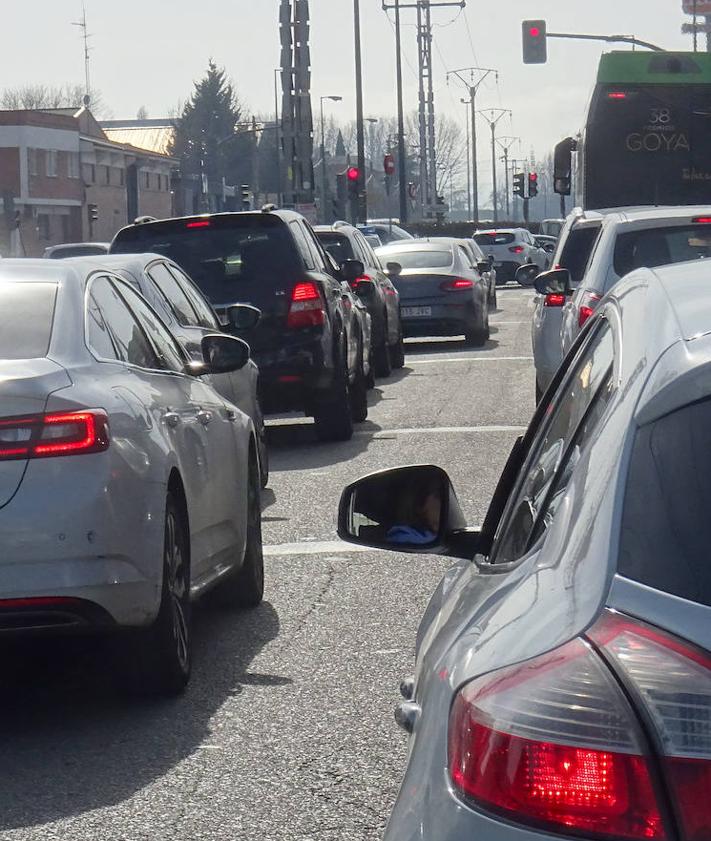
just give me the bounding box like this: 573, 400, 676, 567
0, 260, 264, 696
473, 228, 548, 283
338, 258, 711, 841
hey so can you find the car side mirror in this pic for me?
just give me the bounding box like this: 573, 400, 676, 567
227, 303, 261, 331
341, 259, 365, 283
533, 267, 572, 297
386, 261, 402, 277
477, 261, 490, 274
515, 264, 541, 287
200, 334, 250, 374
337, 465, 478, 560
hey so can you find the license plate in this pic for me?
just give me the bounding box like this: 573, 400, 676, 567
402, 306, 432, 318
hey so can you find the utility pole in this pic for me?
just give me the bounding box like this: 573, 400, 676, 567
354, 0, 367, 223
477, 109, 511, 223
462, 98, 472, 220
447, 66, 497, 223
384, 1, 466, 220
496, 136, 519, 220
393, 0, 408, 223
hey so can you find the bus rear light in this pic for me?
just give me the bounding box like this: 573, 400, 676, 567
0, 411, 110, 461
287, 281, 325, 329
544, 293, 566, 307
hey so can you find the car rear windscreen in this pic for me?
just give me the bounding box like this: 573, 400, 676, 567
474, 233, 515, 246
316, 232, 354, 264
385, 250, 452, 270
618, 398, 711, 607
0, 283, 57, 359
111, 216, 300, 306
613, 224, 711, 276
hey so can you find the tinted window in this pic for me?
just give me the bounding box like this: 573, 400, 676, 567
614, 224, 711, 276
87, 287, 119, 360
317, 232, 355, 265
88, 277, 158, 369
494, 321, 615, 563
147, 262, 198, 326
111, 216, 299, 306
619, 398, 711, 607
0, 283, 56, 359
474, 233, 515, 246
559, 225, 602, 284
116, 282, 186, 373
168, 265, 218, 329
382, 250, 452, 270
290, 221, 315, 269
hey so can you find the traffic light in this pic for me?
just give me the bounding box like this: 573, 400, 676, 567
522, 20, 547, 64
528, 172, 539, 198
346, 166, 360, 199
513, 172, 525, 198
240, 185, 251, 211
87, 203, 98, 223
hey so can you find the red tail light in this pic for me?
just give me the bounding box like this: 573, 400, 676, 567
544, 293, 566, 307
578, 292, 602, 327
509, 245, 525, 254
440, 278, 474, 291
186, 219, 211, 229
287, 281, 325, 329
692, 216, 711, 224
608, 91, 628, 100
0, 410, 110, 461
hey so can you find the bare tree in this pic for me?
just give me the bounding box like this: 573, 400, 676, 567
1, 83, 109, 117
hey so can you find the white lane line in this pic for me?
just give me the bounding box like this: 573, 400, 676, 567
409, 355, 533, 364
356, 425, 525, 437
490, 320, 527, 325
264, 540, 370, 557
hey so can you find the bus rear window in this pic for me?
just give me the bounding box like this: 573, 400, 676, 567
614, 224, 711, 276
0, 283, 57, 359
618, 398, 711, 607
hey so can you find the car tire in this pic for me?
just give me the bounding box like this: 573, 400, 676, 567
314, 340, 354, 442
119, 493, 191, 696
213, 450, 265, 608
350, 360, 369, 423
258, 428, 269, 489
488, 284, 497, 311
373, 336, 392, 378
464, 304, 489, 348
389, 326, 406, 369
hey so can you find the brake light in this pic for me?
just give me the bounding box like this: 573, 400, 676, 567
692, 216, 711, 224
578, 292, 602, 327
590, 614, 711, 841
509, 245, 525, 254
440, 278, 474, 291
448, 636, 665, 839
544, 293, 566, 307
287, 281, 325, 329
351, 274, 372, 289
186, 219, 211, 229
608, 91, 628, 100
0, 410, 110, 461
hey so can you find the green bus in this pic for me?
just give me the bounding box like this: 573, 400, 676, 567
555, 51, 711, 209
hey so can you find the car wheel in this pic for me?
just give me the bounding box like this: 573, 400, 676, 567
464, 304, 489, 348
119, 493, 191, 696
489, 284, 497, 311
350, 346, 369, 423
373, 335, 392, 378
258, 427, 269, 489
213, 450, 265, 608
313, 340, 354, 442
389, 325, 405, 369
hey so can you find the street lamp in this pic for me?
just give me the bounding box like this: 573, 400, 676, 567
320, 95, 343, 223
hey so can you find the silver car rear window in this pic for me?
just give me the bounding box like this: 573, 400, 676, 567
0, 282, 57, 359
474, 233, 515, 245
385, 251, 452, 270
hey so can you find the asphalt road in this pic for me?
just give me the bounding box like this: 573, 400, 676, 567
0, 288, 535, 841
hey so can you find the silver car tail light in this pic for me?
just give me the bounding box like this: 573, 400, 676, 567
0, 410, 110, 460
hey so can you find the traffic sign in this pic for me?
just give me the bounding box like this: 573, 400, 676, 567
683, 0, 711, 13
383, 154, 395, 176
682, 21, 711, 31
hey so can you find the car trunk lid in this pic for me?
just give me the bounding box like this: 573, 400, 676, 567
395, 271, 462, 303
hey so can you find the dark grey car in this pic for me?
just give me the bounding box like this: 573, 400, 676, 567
376, 241, 490, 347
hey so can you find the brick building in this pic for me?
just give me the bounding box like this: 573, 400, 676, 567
0, 108, 176, 256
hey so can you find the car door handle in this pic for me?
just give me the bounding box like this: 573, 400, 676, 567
197, 410, 213, 426
226, 407, 238, 422
164, 411, 181, 429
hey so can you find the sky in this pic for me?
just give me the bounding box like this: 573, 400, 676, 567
5, 1, 695, 196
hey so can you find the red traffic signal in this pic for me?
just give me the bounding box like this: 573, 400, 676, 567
347, 166, 360, 182
383, 154, 395, 176
522, 19, 547, 64
528, 171, 539, 198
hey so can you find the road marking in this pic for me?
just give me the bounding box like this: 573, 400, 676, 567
409, 355, 533, 364
490, 320, 527, 325
264, 540, 370, 557
357, 425, 526, 437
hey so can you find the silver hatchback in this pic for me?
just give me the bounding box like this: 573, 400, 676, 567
338, 259, 711, 841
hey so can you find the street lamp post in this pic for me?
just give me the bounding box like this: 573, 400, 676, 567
320, 95, 343, 223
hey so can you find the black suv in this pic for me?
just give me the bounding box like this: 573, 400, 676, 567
110, 210, 371, 442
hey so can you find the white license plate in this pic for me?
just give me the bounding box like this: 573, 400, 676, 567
402, 306, 432, 318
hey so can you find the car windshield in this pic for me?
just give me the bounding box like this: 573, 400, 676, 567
619, 397, 711, 607
0, 283, 56, 359
112, 217, 299, 305
614, 224, 711, 276
316, 232, 354, 264
474, 233, 516, 245
380, 250, 452, 269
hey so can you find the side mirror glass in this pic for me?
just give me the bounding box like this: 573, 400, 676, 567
338, 465, 475, 558
227, 303, 261, 331
515, 264, 541, 287
341, 259, 365, 283
533, 267, 572, 297
386, 261, 402, 277
200, 334, 250, 374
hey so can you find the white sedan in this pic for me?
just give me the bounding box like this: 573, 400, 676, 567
0, 260, 264, 695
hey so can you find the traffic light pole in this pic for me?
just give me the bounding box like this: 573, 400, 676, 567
545, 31, 664, 51
394, 0, 408, 224
496, 136, 519, 220
354, 0, 367, 223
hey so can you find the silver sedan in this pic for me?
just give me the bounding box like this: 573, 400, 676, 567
0, 260, 264, 695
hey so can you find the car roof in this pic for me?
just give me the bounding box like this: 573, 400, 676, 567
64, 252, 170, 275
113, 209, 304, 239
0, 258, 85, 285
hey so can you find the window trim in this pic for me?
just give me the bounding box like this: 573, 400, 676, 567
145, 259, 201, 329
166, 263, 220, 330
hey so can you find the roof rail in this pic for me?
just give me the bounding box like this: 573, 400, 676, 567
261, 203, 277, 213
332, 220, 351, 229
133, 215, 157, 225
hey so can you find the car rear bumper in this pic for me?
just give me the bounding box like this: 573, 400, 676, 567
400, 301, 476, 338
253, 337, 338, 412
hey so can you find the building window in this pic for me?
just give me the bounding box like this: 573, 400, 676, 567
144, 171, 150, 190
37, 214, 50, 240
119, 168, 125, 187
27, 148, 38, 177
67, 153, 80, 178
105, 165, 111, 185
46, 150, 58, 177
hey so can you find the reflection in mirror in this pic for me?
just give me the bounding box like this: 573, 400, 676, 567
515, 264, 540, 287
